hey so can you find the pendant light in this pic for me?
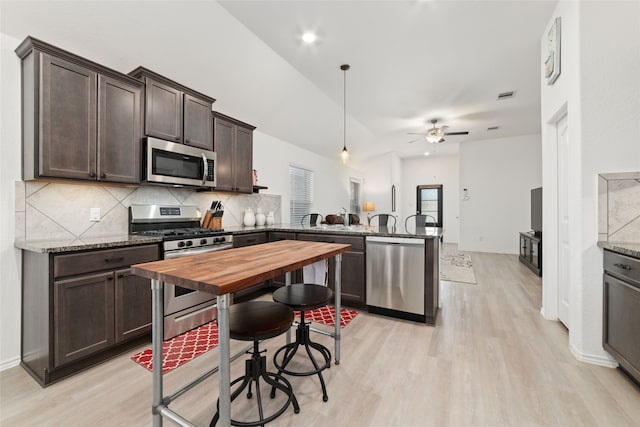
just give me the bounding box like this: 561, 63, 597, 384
340, 64, 350, 162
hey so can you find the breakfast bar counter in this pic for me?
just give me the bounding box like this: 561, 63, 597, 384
131, 239, 351, 427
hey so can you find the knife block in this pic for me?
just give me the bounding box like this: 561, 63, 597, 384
209, 217, 222, 229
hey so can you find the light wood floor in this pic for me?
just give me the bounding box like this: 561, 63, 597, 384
2, 250, 639, 426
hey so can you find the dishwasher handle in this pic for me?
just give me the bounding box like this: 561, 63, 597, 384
366, 236, 425, 245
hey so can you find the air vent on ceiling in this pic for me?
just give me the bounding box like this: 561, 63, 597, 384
487, 126, 500, 131
497, 91, 515, 100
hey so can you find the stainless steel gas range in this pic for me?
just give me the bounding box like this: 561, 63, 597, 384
129, 205, 233, 340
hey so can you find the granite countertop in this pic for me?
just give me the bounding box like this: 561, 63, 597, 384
15, 234, 163, 253
597, 241, 640, 259
16, 223, 442, 253
226, 224, 444, 239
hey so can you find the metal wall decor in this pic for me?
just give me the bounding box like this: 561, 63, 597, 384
545, 17, 561, 85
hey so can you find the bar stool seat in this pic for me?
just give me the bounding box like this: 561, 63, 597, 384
272, 284, 333, 402
210, 301, 299, 427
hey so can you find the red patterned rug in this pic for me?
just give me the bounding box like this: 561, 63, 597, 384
131, 306, 357, 374
296, 306, 359, 328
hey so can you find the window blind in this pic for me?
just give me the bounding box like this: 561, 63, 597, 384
289, 166, 313, 225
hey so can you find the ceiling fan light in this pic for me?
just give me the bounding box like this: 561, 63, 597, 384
426, 133, 442, 143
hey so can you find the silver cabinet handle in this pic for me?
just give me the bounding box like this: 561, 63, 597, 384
614, 263, 632, 270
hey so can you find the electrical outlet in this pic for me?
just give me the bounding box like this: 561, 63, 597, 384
90, 208, 101, 222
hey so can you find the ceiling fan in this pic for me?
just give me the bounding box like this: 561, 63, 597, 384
408, 119, 469, 143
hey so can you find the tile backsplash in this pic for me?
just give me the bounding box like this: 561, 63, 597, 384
15, 181, 281, 241
598, 172, 640, 243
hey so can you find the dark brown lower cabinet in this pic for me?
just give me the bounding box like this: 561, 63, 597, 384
603, 250, 640, 385
296, 233, 366, 309
268, 232, 300, 287
114, 268, 152, 343
232, 232, 269, 299
22, 244, 159, 386
54, 272, 115, 367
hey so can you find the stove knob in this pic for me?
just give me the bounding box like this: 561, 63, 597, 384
200, 239, 208, 245
186, 241, 193, 247
177, 241, 185, 248
215, 237, 225, 243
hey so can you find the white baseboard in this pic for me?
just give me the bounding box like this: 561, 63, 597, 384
570, 344, 618, 368
0, 356, 20, 372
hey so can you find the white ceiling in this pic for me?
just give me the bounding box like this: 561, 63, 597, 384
1, 1, 557, 166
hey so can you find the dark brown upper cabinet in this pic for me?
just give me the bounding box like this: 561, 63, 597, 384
129, 67, 215, 151
213, 112, 255, 193
16, 37, 143, 184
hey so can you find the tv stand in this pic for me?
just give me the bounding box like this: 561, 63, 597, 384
519, 232, 542, 276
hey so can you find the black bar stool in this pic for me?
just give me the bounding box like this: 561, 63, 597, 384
271, 284, 333, 402
210, 301, 300, 427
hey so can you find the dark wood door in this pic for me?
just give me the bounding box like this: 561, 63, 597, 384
184, 94, 213, 150
213, 116, 235, 191
98, 75, 142, 183
40, 53, 97, 179
53, 272, 115, 367
114, 268, 152, 343
144, 77, 182, 143
235, 126, 254, 193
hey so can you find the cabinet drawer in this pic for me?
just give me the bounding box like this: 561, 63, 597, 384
233, 232, 268, 248
296, 233, 363, 251
604, 250, 640, 285
269, 232, 296, 242
54, 244, 159, 278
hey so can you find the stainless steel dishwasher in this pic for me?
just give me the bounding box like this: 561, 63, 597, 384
366, 236, 426, 322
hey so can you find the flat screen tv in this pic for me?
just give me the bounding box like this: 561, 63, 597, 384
531, 187, 542, 236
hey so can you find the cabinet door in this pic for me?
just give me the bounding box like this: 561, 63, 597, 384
327, 251, 366, 307
520, 235, 528, 258
114, 268, 151, 343
530, 239, 540, 268
145, 78, 182, 143
184, 94, 213, 150
213, 117, 235, 191
98, 75, 142, 183
40, 53, 97, 179
603, 273, 640, 381
269, 232, 299, 286
54, 272, 114, 367
235, 126, 254, 193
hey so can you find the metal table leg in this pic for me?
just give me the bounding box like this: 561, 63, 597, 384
285, 271, 291, 344
217, 294, 231, 427
334, 253, 342, 364
152, 279, 164, 427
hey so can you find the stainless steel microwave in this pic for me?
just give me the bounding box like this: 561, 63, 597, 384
144, 137, 216, 188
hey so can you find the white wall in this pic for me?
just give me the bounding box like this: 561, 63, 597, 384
401, 155, 460, 243
0, 33, 23, 370
361, 153, 397, 221
253, 130, 362, 224
459, 135, 542, 253
540, 1, 640, 367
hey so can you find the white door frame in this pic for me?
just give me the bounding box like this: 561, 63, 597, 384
557, 114, 570, 328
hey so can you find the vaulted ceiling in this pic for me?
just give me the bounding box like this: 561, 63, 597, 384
1, 1, 557, 166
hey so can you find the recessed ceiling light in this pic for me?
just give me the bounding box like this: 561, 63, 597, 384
423, 151, 430, 156
302, 32, 317, 44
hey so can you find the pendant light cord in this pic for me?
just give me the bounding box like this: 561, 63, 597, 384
341, 64, 350, 153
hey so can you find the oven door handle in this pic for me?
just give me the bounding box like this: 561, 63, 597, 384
201, 153, 208, 186
165, 245, 232, 259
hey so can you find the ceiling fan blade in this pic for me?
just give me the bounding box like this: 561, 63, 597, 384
443, 131, 469, 136
407, 132, 428, 135
440, 125, 449, 132
407, 138, 421, 144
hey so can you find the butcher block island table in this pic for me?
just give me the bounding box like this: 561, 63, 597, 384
131, 240, 351, 427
